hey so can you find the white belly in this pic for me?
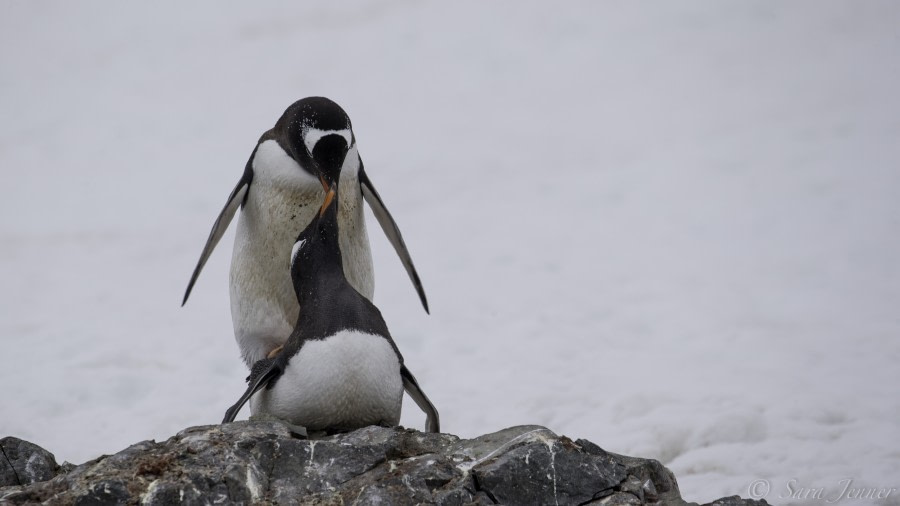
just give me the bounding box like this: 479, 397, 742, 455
229, 140, 374, 366
249, 330, 403, 431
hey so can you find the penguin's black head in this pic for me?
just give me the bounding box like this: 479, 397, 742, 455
278, 97, 355, 185
290, 181, 342, 294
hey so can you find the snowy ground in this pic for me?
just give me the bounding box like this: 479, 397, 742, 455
2, 2, 899, 504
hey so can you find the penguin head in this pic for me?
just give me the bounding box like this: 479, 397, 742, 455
278, 97, 355, 185
290, 180, 342, 294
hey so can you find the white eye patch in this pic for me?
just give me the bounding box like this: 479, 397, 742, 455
304, 128, 352, 154
291, 239, 306, 266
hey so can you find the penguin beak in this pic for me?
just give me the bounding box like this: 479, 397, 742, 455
319, 186, 336, 217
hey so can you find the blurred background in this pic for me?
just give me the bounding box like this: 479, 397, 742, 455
2, 1, 898, 503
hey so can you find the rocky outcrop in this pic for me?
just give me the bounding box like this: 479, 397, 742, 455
0, 422, 766, 505
1, 437, 61, 488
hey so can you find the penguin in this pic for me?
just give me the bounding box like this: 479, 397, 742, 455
182, 97, 428, 367
221, 177, 440, 433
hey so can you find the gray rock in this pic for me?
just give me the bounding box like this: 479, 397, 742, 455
0, 423, 767, 505
703, 496, 770, 506
0, 436, 60, 487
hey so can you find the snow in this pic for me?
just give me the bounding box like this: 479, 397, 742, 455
2, 1, 899, 504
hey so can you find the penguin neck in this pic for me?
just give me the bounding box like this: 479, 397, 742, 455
293, 198, 347, 309
292, 235, 354, 338
295, 252, 345, 305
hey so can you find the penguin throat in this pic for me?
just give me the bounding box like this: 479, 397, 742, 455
292, 235, 345, 306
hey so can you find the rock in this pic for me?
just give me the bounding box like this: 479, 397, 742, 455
0, 423, 767, 505
0, 437, 60, 487
704, 497, 770, 506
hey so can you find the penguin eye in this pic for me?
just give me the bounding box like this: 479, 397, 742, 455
290, 239, 306, 265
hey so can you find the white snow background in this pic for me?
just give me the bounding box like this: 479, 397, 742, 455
2, 2, 899, 504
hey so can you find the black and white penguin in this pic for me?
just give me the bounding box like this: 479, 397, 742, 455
182, 97, 428, 367
221, 178, 439, 433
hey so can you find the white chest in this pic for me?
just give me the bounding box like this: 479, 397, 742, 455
229, 140, 375, 365
250, 330, 403, 431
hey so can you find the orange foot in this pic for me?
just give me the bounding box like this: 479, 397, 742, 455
266, 345, 284, 359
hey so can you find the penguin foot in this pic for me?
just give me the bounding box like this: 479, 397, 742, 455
249, 413, 308, 438
266, 345, 284, 359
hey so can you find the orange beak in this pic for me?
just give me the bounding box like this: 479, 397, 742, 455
319, 186, 336, 217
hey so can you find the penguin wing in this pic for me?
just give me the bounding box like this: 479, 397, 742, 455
401, 365, 440, 433
182, 160, 254, 306
358, 165, 430, 313
221, 357, 281, 423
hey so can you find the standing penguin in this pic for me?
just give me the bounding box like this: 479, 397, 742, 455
183, 97, 428, 367
222, 178, 439, 433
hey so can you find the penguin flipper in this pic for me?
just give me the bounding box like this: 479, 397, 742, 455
401, 365, 440, 433
182, 164, 253, 306
221, 357, 280, 424
358, 165, 429, 314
